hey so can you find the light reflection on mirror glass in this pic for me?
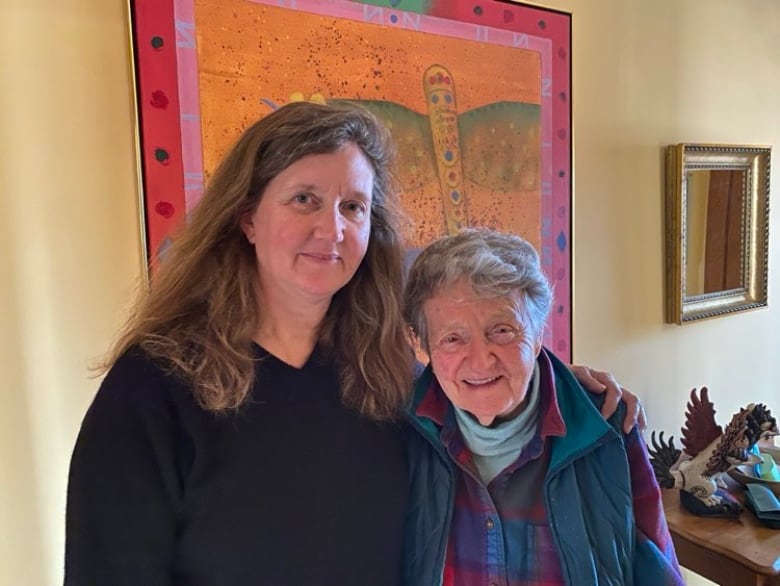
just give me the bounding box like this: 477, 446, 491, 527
684, 169, 745, 296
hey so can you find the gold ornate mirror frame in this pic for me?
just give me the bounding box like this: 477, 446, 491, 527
665, 144, 771, 324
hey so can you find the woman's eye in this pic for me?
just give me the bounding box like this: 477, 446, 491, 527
439, 334, 463, 348
489, 326, 518, 345
292, 193, 311, 204
342, 201, 367, 215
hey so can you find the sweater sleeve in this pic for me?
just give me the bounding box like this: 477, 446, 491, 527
625, 427, 685, 585
65, 350, 189, 586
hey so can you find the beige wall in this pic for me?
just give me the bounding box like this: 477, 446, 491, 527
0, 1, 142, 584
0, 0, 777, 584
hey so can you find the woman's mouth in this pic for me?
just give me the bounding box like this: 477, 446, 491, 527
463, 376, 500, 387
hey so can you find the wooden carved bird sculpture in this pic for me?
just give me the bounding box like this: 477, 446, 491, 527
648, 387, 778, 517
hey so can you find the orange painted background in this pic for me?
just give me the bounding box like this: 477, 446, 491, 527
195, 0, 542, 248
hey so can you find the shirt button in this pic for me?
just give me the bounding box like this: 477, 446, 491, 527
485, 518, 494, 530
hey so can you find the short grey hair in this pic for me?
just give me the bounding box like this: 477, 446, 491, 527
403, 228, 553, 352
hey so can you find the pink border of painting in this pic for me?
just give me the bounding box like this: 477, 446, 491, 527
174, 0, 205, 211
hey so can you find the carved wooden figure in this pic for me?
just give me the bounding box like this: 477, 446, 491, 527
649, 387, 778, 517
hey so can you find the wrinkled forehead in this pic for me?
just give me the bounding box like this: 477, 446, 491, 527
424, 284, 528, 322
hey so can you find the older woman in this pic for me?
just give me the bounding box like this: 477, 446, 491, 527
66, 102, 642, 585
402, 228, 683, 586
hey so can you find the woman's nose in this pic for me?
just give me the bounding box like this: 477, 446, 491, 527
467, 337, 496, 370
314, 205, 345, 242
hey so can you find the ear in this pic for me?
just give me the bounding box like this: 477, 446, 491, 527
533, 333, 544, 357
240, 210, 256, 244
408, 327, 431, 366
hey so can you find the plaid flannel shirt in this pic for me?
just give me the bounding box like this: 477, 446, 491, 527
413, 350, 678, 586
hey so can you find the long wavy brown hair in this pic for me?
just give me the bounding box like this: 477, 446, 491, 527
105, 101, 414, 420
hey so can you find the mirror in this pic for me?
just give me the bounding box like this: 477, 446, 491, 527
665, 144, 771, 324
684, 168, 746, 296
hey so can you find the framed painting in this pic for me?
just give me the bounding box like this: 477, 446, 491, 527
129, 0, 573, 361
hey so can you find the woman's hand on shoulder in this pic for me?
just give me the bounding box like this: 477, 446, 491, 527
568, 365, 647, 433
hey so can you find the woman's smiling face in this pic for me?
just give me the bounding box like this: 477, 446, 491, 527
424, 280, 542, 426
241, 143, 374, 307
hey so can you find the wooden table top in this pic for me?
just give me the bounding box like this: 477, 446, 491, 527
662, 488, 780, 576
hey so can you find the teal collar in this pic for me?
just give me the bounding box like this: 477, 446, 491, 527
453, 363, 541, 483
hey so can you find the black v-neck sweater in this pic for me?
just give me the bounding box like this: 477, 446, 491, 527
65, 347, 408, 586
